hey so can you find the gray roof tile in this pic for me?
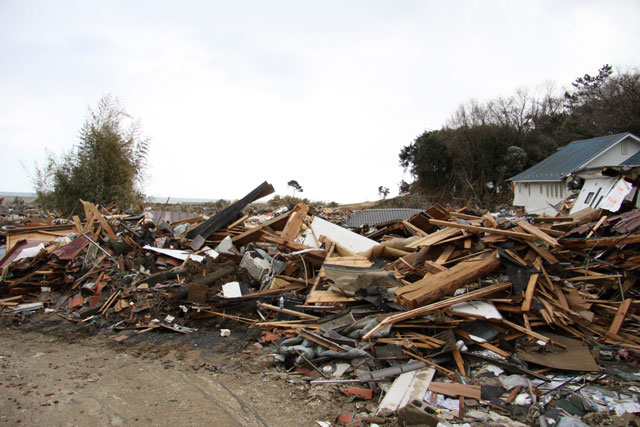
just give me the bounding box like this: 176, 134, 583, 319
344, 209, 423, 228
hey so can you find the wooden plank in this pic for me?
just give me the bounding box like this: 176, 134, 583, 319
259, 303, 319, 320
435, 245, 455, 265
534, 216, 574, 222
320, 236, 357, 257
501, 319, 566, 349
242, 282, 306, 297
226, 214, 249, 229
306, 290, 357, 304
453, 328, 511, 358
506, 386, 522, 403
323, 256, 373, 268
280, 203, 309, 242
259, 232, 325, 265
297, 328, 345, 352
442, 249, 492, 266
515, 219, 560, 247
424, 261, 448, 273
521, 259, 540, 312
72, 215, 84, 234
396, 251, 501, 309
80, 200, 117, 239
427, 219, 541, 241
482, 212, 498, 228
402, 220, 428, 237
452, 349, 465, 375
515, 224, 565, 238
402, 350, 456, 379
560, 233, 640, 249
567, 274, 622, 282
504, 249, 528, 266
428, 382, 481, 400
448, 211, 482, 221
406, 227, 461, 248
255, 320, 319, 329
424, 203, 450, 220
525, 241, 559, 265
609, 299, 632, 335
586, 215, 608, 238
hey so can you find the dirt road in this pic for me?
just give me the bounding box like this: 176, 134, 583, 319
0, 317, 346, 426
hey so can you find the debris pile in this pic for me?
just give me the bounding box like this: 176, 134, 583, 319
2, 182, 640, 426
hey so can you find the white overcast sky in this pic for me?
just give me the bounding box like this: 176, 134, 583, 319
1, 1, 639, 203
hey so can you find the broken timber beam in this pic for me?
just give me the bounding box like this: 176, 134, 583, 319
395, 251, 501, 309
515, 219, 560, 247
427, 219, 543, 242
362, 282, 511, 340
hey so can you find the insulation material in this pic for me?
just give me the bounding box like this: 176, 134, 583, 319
303, 216, 378, 254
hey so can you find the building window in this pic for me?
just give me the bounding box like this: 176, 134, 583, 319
540, 184, 543, 194
621, 140, 628, 155
591, 188, 602, 207
595, 195, 604, 208
585, 192, 595, 204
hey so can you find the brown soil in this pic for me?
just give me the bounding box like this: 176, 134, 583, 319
0, 314, 363, 426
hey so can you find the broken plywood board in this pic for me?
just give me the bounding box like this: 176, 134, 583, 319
5, 225, 75, 251
515, 332, 599, 372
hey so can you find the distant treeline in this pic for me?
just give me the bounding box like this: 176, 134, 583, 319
399, 65, 640, 208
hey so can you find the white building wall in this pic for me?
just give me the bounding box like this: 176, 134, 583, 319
513, 180, 568, 216
570, 177, 618, 214
583, 136, 640, 169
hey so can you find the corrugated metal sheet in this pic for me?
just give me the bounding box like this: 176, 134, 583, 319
508, 133, 636, 182
344, 209, 423, 228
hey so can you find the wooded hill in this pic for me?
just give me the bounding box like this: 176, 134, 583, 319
399, 65, 640, 209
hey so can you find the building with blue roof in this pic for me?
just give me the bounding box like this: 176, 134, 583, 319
507, 133, 640, 215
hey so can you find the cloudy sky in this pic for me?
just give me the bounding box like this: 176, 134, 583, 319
1, 1, 639, 203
